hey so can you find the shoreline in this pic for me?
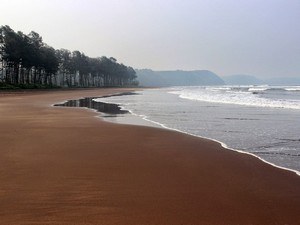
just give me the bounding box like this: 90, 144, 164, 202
0, 88, 299, 224
136, 113, 300, 176
137, 114, 300, 176
64, 91, 300, 176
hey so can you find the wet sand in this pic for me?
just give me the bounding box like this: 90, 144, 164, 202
0, 88, 299, 225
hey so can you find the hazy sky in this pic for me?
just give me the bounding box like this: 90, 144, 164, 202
1, 0, 300, 78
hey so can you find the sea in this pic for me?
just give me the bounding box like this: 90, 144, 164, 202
94, 85, 300, 173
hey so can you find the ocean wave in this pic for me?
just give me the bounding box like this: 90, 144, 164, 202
169, 86, 300, 110
248, 87, 269, 92
204, 85, 300, 93
284, 87, 300, 91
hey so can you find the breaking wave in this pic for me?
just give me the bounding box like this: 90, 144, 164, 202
169, 85, 300, 110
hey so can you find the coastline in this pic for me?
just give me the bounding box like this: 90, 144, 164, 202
133, 112, 300, 176
0, 88, 299, 225
85, 90, 300, 176
135, 113, 300, 176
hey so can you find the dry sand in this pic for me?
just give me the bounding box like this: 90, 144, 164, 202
0, 88, 299, 225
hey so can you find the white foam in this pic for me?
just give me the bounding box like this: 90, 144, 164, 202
169, 86, 300, 110
248, 87, 269, 92
284, 87, 300, 91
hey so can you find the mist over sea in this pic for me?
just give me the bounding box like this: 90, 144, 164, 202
95, 86, 300, 172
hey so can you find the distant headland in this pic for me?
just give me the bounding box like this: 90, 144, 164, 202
136, 69, 300, 87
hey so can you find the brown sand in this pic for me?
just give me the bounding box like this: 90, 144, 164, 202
0, 88, 299, 225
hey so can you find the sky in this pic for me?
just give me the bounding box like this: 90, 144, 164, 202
1, 0, 300, 78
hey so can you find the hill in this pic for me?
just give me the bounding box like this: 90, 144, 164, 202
136, 69, 225, 87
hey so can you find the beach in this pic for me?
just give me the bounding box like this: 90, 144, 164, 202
0, 88, 299, 225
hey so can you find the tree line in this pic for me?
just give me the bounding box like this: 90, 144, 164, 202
0, 25, 138, 88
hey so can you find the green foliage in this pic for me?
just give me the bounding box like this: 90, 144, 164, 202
0, 82, 19, 90
0, 25, 138, 88
0, 82, 61, 90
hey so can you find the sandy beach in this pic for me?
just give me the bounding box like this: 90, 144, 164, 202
0, 88, 299, 225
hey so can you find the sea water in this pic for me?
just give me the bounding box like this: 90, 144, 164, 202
94, 86, 300, 172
